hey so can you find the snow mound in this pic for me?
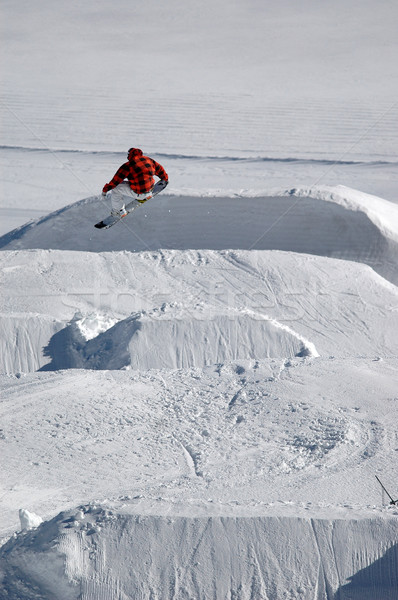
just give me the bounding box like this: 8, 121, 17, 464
41, 304, 318, 371
1, 248, 398, 374
73, 312, 117, 341
18, 509, 43, 531
1, 186, 397, 284
1, 503, 398, 600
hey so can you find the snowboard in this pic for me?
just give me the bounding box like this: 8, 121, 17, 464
94, 180, 168, 230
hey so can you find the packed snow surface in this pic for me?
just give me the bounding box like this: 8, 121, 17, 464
18, 509, 43, 532
1, 0, 398, 597
1, 245, 398, 374
2, 504, 398, 600
2, 357, 398, 524
1, 193, 398, 600
1, 358, 398, 597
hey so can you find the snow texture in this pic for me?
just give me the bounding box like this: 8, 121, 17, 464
1, 0, 398, 597
2, 505, 398, 600
18, 509, 43, 532
1, 186, 397, 286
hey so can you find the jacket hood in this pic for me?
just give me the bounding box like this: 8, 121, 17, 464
128, 147, 143, 157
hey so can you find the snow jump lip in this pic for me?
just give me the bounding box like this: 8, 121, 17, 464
0, 186, 397, 285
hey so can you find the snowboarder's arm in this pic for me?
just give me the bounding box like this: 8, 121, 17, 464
103, 163, 129, 193
152, 160, 168, 182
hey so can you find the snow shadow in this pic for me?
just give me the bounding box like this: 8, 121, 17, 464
334, 543, 398, 600
39, 309, 314, 372
1, 194, 396, 285
40, 316, 142, 371
2, 510, 398, 599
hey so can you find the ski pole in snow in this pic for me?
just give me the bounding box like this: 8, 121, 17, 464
375, 475, 397, 505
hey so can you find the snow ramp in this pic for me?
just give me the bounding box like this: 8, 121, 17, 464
1, 504, 398, 600
40, 305, 317, 372
0, 186, 397, 284
2, 248, 398, 373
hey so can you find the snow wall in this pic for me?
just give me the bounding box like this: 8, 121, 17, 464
1, 506, 398, 600
39, 310, 315, 372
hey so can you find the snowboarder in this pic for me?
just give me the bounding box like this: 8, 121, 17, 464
102, 148, 169, 218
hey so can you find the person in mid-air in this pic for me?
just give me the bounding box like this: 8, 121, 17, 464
102, 148, 169, 218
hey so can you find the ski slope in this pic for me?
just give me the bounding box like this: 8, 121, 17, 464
1, 0, 398, 597
1, 358, 398, 597
1, 193, 398, 597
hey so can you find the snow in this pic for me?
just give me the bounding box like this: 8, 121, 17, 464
1, 358, 398, 595
1, 186, 398, 286
73, 312, 118, 341
2, 506, 398, 600
18, 509, 43, 532
2, 357, 398, 519
1, 0, 398, 597
1, 248, 398, 374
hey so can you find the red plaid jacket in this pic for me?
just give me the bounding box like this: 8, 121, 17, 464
103, 149, 168, 194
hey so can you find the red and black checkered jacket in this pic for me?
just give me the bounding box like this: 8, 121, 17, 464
103, 149, 168, 194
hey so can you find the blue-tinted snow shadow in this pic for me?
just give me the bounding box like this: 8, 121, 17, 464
1, 195, 396, 287
39, 315, 141, 371
334, 543, 398, 600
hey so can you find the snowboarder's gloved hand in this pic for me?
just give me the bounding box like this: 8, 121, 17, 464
101, 191, 107, 197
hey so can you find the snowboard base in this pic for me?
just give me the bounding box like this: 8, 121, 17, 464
95, 180, 168, 230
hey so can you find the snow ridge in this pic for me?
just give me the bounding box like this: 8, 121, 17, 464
2, 504, 398, 600
38, 304, 319, 371
2, 247, 397, 374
